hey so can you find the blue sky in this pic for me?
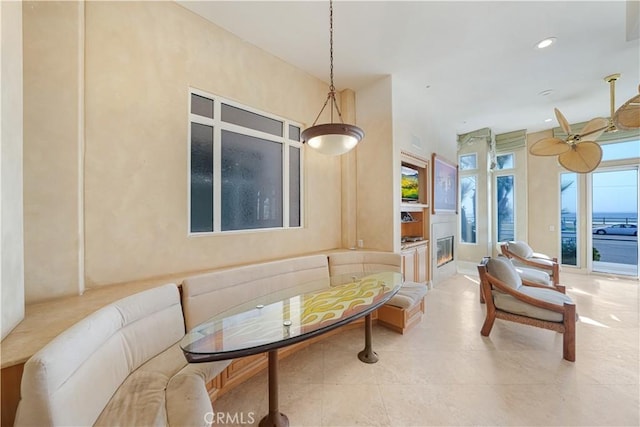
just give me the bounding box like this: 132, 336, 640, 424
561, 140, 639, 215
562, 169, 638, 214
592, 169, 638, 213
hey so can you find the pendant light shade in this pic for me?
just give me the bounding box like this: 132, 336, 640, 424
301, 123, 364, 156
302, 0, 364, 155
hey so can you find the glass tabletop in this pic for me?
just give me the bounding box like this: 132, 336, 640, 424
180, 271, 403, 362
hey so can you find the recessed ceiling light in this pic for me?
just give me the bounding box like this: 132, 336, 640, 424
538, 89, 554, 96
535, 37, 557, 49
544, 118, 553, 123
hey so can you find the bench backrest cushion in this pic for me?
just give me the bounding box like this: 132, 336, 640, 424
182, 255, 329, 330
181, 255, 330, 330
14, 284, 184, 427
328, 251, 402, 276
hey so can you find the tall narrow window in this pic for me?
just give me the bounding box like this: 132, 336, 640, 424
560, 173, 578, 266
496, 175, 515, 242
460, 175, 477, 243
188, 89, 303, 233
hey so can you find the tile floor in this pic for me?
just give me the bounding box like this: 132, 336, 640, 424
213, 271, 639, 426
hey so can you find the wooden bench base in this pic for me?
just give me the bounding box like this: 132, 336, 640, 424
376, 297, 425, 334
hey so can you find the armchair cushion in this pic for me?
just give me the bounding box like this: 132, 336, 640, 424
508, 241, 534, 259
493, 286, 574, 322
531, 252, 553, 261
513, 264, 552, 287
487, 256, 522, 290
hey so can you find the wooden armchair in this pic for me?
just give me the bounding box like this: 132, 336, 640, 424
479, 256, 565, 303
500, 241, 560, 285
477, 257, 576, 362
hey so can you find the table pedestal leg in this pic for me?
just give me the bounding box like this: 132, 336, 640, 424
357, 313, 379, 363
259, 350, 289, 427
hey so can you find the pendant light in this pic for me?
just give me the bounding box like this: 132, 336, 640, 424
301, 0, 364, 155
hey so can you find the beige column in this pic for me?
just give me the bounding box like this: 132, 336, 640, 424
340, 89, 358, 249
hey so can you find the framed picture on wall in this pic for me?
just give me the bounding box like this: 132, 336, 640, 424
431, 153, 458, 215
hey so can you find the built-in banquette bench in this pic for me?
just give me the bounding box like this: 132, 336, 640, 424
6, 251, 427, 427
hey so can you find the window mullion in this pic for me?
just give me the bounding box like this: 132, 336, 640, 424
213, 99, 222, 232
283, 141, 290, 228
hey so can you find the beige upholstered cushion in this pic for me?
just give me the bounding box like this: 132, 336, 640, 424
532, 252, 553, 261
15, 284, 185, 427
487, 256, 522, 290
328, 251, 402, 275
94, 343, 226, 426
513, 264, 552, 286
166, 374, 214, 427
493, 286, 574, 322
166, 360, 227, 427
181, 255, 330, 330
508, 241, 534, 259
386, 281, 427, 309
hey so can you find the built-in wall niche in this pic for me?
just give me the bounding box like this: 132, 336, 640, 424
400, 152, 430, 240
401, 159, 429, 206
401, 211, 424, 242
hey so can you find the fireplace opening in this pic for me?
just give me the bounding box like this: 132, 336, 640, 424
437, 236, 454, 268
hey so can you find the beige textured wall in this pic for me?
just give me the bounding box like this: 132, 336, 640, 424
23, 1, 82, 302
23, 1, 342, 299
356, 76, 395, 251
1, 0, 26, 337
526, 129, 561, 257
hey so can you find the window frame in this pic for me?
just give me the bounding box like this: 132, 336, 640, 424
187, 88, 304, 235
495, 152, 515, 170
458, 153, 478, 171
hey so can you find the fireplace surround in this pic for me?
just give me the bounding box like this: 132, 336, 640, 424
432, 220, 457, 284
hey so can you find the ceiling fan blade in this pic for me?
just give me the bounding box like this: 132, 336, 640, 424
558, 141, 602, 173
529, 137, 570, 156
579, 117, 609, 141
554, 108, 572, 135
613, 93, 640, 130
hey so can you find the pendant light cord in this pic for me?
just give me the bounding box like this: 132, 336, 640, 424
310, 0, 345, 126
329, 0, 335, 94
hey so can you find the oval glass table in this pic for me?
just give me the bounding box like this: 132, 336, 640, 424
180, 271, 403, 427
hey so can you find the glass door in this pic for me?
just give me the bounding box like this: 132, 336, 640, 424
590, 167, 638, 277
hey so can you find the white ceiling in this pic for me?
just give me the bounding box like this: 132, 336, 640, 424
178, 1, 640, 137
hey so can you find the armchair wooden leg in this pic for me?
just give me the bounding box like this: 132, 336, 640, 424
481, 312, 496, 336
479, 286, 485, 304
563, 303, 576, 362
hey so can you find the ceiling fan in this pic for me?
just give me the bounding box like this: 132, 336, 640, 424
529, 73, 640, 173
613, 82, 640, 131
529, 108, 608, 173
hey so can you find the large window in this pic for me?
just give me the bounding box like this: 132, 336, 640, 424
189, 89, 303, 233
